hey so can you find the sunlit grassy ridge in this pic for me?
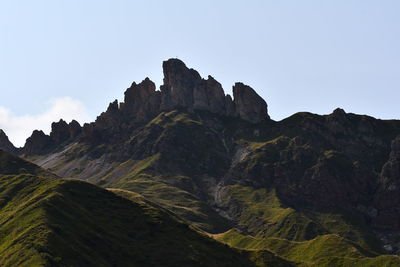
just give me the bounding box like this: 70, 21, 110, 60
213, 229, 400, 266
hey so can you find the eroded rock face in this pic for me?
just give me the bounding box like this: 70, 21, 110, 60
205, 76, 226, 114
122, 78, 161, 122
95, 100, 121, 130
23, 130, 51, 155
22, 120, 83, 155
160, 59, 269, 122
0, 129, 17, 154
375, 136, 400, 228
93, 59, 264, 127
161, 59, 198, 110
69, 120, 82, 139
233, 82, 269, 123
50, 119, 71, 144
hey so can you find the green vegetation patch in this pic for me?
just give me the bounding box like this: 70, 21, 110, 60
214, 229, 399, 267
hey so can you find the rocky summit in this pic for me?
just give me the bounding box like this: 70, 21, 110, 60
0, 129, 17, 154
96, 58, 269, 127
1, 59, 400, 266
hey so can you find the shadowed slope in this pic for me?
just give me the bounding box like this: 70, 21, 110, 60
0, 173, 258, 267
0, 150, 55, 177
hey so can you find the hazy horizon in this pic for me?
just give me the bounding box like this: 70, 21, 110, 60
1, 0, 399, 146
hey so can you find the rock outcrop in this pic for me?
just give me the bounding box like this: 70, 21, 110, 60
23, 130, 52, 155
160, 58, 269, 122
22, 120, 82, 155
50, 119, 71, 145
50, 119, 82, 145
160, 59, 228, 115
0, 129, 17, 154
69, 120, 82, 139
94, 100, 121, 130
90, 58, 269, 132
233, 82, 269, 123
122, 78, 161, 122
160, 59, 198, 110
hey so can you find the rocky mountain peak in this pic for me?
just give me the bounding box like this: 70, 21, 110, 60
122, 77, 161, 122
94, 58, 270, 125
69, 120, 82, 139
50, 119, 70, 144
159, 58, 269, 122
0, 129, 17, 153
233, 82, 269, 123
23, 130, 51, 155
160, 58, 199, 110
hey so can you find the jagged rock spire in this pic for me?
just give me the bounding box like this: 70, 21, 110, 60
98, 58, 270, 124
233, 82, 269, 123
160, 58, 269, 122
21, 58, 271, 153
0, 129, 17, 154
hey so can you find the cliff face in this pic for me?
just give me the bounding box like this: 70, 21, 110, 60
88, 58, 268, 131
233, 82, 269, 123
160, 59, 268, 122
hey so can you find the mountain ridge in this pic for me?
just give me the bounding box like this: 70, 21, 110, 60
1, 59, 400, 266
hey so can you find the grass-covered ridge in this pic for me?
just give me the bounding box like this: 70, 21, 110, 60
213, 229, 400, 266
0, 174, 255, 267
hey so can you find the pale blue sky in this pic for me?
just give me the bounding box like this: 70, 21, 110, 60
1, 1, 400, 146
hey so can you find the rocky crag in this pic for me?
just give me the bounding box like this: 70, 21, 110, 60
10, 59, 268, 156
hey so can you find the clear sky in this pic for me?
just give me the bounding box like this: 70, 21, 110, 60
1, 0, 399, 146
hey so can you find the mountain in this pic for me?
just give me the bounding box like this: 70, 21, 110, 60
1, 59, 400, 266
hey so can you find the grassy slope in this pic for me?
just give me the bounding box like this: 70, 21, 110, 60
0, 174, 256, 267
214, 229, 400, 266
112, 189, 294, 267
219, 185, 379, 249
